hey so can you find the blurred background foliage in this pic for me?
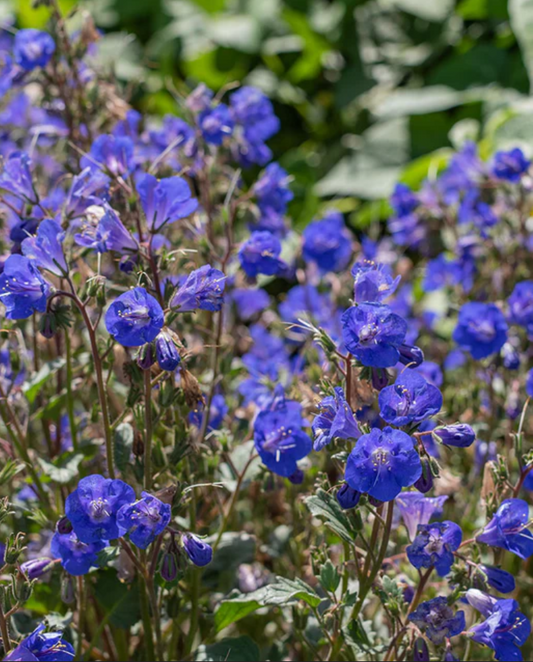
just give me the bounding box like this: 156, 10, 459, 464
5, 0, 533, 230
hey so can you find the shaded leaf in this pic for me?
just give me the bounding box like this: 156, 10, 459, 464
195, 636, 260, 662
304, 488, 357, 542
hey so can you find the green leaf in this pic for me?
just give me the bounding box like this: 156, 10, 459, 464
214, 590, 266, 632
510, 0, 533, 92
380, 0, 454, 21
97, 546, 121, 568
263, 576, 321, 608
23, 358, 66, 404
38, 454, 84, 485
113, 423, 134, 473
304, 488, 356, 542
195, 636, 260, 662
93, 569, 140, 628
320, 560, 340, 593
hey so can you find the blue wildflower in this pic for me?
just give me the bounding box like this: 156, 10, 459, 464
105, 287, 164, 347
508, 281, 533, 335
0, 151, 36, 202
345, 427, 421, 501
336, 484, 361, 510
408, 597, 465, 645
182, 534, 213, 567
82, 134, 134, 177
302, 211, 352, 273
4, 624, 74, 661
453, 302, 508, 360
137, 173, 198, 232
74, 206, 138, 254
198, 103, 234, 145
458, 190, 498, 231
232, 288, 270, 320
341, 302, 408, 368
117, 492, 171, 549
254, 162, 293, 219
468, 593, 530, 662
238, 231, 287, 278
230, 86, 279, 166
312, 387, 360, 451
396, 492, 448, 540
434, 423, 476, 448
378, 368, 442, 427
0, 255, 50, 319
352, 260, 400, 303
51, 531, 107, 576
155, 329, 181, 372
390, 183, 418, 217
479, 565, 516, 594
502, 343, 520, 370
492, 148, 530, 183
476, 499, 533, 559
170, 265, 226, 312
254, 387, 312, 478
64, 167, 109, 219
415, 361, 443, 388
407, 520, 462, 576
189, 394, 228, 431
241, 325, 289, 380
21, 218, 67, 277
186, 83, 214, 112
13, 29, 55, 71
65, 474, 136, 544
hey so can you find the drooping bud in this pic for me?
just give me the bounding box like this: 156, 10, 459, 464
414, 457, 433, 494
336, 484, 361, 510
182, 534, 213, 567
20, 557, 54, 581
288, 469, 304, 485
56, 516, 73, 535
136, 342, 156, 371
413, 637, 430, 661
398, 343, 424, 367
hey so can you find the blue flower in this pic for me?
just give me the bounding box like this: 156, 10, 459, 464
0, 255, 51, 319
186, 83, 214, 112
345, 427, 421, 502
82, 134, 134, 177
312, 387, 360, 451
230, 86, 279, 166
476, 499, 533, 559
64, 167, 109, 219
407, 520, 462, 576
51, 530, 107, 576
502, 343, 520, 370
508, 281, 533, 335
20, 557, 54, 581
422, 254, 462, 292
4, 624, 74, 661
238, 231, 287, 278
232, 288, 270, 320
492, 148, 530, 183
74, 206, 138, 254
241, 325, 289, 380
137, 173, 198, 231
189, 394, 228, 431
378, 368, 442, 427
336, 484, 361, 510
254, 387, 312, 477
390, 183, 418, 217
408, 597, 465, 645
302, 212, 352, 273
198, 103, 234, 145
398, 344, 425, 367
434, 423, 475, 448
0, 151, 36, 201
468, 595, 530, 662
182, 533, 213, 567
415, 361, 443, 388
21, 218, 67, 277
352, 260, 400, 303
105, 287, 164, 347
458, 190, 498, 231
479, 565, 516, 594
527, 369, 533, 398
13, 29, 55, 71
155, 329, 181, 372
255, 163, 293, 218
117, 492, 171, 549
396, 492, 448, 540
170, 265, 226, 312
65, 474, 136, 544
341, 303, 408, 368
453, 302, 508, 360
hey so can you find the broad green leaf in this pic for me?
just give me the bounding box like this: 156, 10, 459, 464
304, 488, 357, 542
214, 590, 266, 632
263, 576, 321, 608
320, 560, 340, 593
510, 0, 533, 92
93, 569, 140, 628
195, 636, 260, 662
23, 358, 66, 405
38, 454, 84, 485
113, 423, 134, 473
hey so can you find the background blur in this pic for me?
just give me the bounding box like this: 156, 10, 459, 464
4, 0, 533, 229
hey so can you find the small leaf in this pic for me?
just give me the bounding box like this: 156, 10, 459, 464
23, 358, 66, 404
113, 423, 134, 473
195, 636, 260, 662
320, 560, 340, 594
38, 454, 84, 485
304, 488, 356, 542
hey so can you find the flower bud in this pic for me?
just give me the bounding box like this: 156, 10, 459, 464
11, 570, 33, 603
479, 564, 515, 594
434, 423, 475, 448
367, 495, 383, 508
288, 469, 304, 485
413, 637, 429, 661
371, 367, 389, 391
180, 369, 204, 409
160, 547, 179, 582
398, 344, 424, 367
414, 457, 433, 493
61, 574, 76, 604
20, 557, 53, 581
4, 533, 26, 565
56, 516, 73, 535
336, 484, 361, 510
39, 312, 57, 339
155, 329, 181, 372
182, 534, 213, 567
136, 343, 156, 371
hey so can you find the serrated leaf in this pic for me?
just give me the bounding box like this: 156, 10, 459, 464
113, 423, 134, 473
195, 636, 260, 662
23, 358, 66, 404
38, 454, 83, 485
304, 488, 356, 542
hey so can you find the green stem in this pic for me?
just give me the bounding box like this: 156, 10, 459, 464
139, 574, 156, 660
0, 601, 11, 654
144, 368, 153, 491
184, 566, 200, 656
64, 330, 78, 451
147, 578, 164, 662
76, 576, 85, 660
